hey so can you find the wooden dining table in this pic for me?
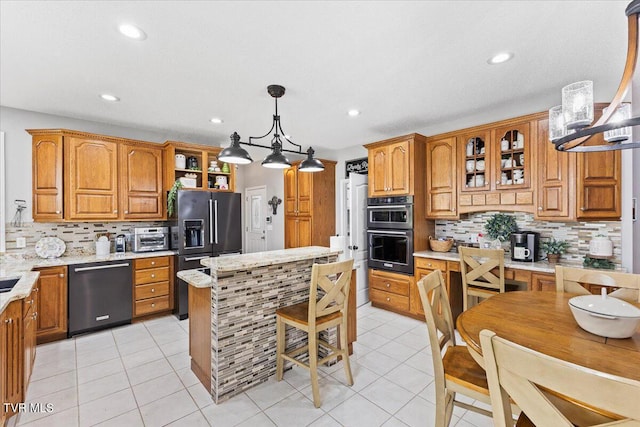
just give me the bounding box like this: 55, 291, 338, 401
456, 291, 640, 382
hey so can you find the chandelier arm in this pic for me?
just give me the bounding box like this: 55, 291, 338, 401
554, 117, 640, 150
275, 119, 303, 152
559, 11, 638, 150
248, 118, 277, 143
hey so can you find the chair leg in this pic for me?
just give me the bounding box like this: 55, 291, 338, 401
276, 315, 285, 381
339, 322, 353, 386
309, 331, 321, 408
435, 389, 454, 427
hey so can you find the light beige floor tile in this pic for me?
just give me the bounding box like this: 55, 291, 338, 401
132, 371, 185, 406
139, 389, 198, 427
263, 391, 324, 427
29, 357, 76, 382
78, 388, 137, 426
234, 412, 277, 427
384, 363, 433, 394
300, 375, 356, 411
158, 336, 189, 357
376, 340, 419, 362
244, 377, 298, 410
381, 416, 411, 426
16, 386, 77, 425
166, 351, 191, 371
77, 371, 130, 405
120, 346, 165, 370
176, 367, 201, 388
403, 351, 435, 375
15, 406, 78, 427
392, 330, 429, 351
25, 370, 76, 401
394, 395, 443, 427
359, 377, 415, 414
328, 394, 391, 427
164, 410, 210, 427
200, 393, 262, 427
308, 414, 343, 427
356, 330, 391, 350
125, 357, 174, 386
330, 361, 380, 392
77, 358, 124, 385
93, 408, 144, 427
75, 345, 120, 368
114, 336, 158, 357
370, 323, 407, 340
187, 383, 214, 409
357, 350, 401, 376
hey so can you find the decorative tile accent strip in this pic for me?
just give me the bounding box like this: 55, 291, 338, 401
435, 212, 622, 268
3, 221, 165, 257
210, 255, 338, 403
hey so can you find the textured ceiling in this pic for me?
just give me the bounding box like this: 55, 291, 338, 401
0, 1, 630, 154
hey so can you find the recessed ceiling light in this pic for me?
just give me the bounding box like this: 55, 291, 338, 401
100, 94, 120, 102
487, 52, 514, 65
118, 23, 147, 40
210, 118, 223, 124
348, 109, 360, 117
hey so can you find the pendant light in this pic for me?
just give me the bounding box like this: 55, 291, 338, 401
220, 85, 325, 171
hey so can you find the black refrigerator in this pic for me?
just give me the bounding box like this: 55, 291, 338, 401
174, 190, 242, 319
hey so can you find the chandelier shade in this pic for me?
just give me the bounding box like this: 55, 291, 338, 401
550, 0, 640, 152
220, 85, 325, 171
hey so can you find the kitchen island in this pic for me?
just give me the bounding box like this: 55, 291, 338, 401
177, 246, 355, 404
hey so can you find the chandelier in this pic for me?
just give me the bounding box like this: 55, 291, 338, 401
218, 85, 325, 172
550, 0, 640, 152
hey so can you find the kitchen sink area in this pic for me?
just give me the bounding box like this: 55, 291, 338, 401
0, 277, 19, 293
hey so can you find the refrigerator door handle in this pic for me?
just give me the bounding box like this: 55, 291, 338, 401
214, 200, 219, 244
209, 199, 214, 244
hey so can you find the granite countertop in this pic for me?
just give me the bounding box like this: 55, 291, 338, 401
413, 249, 583, 274
176, 269, 212, 288
201, 246, 342, 273
0, 271, 40, 314
0, 250, 177, 315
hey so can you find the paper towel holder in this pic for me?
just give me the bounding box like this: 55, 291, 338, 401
268, 196, 282, 215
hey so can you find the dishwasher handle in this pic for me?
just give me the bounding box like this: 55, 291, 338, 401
74, 263, 130, 273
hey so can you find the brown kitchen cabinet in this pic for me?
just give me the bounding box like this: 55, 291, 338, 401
283, 160, 336, 248
133, 256, 173, 318
1, 300, 23, 425
413, 258, 448, 316
530, 272, 556, 292
22, 286, 37, 391
457, 119, 535, 214
369, 269, 412, 315
163, 141, 235, 194
31, 134, 64, 221
425, 136, 458, 219
34, 266, 68, 344
28, 129, 166, 221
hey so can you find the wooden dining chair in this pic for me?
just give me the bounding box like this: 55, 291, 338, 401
555, 265, 640, 302
480, 329, 640, 427
458, 247, 519, 311
275, 259, 354, 408
416, 270, 493, 427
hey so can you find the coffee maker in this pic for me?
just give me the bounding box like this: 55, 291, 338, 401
510, 232, 540, 262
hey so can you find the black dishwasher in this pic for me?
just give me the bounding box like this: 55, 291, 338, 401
68, 260, 133, 337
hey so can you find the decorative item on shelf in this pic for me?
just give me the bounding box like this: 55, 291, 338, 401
208, 160, 219, 172
215, 175, 228, 190
187, 156, 199, 170
268, 196, 282, 215
34, 236, 66, 259
466, 138, 475, 156
583, 255, 616, 270
167, 180, 183, 217
484, 213, 518, 243
218, 84, 324, 172
428, 236, 454, 252
540, 238, 569, 263
548, 1, 640, 152
221, 162, 230, 173
175, 153, 186, 169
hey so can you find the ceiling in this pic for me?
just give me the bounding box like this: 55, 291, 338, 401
0, 1, 631, 156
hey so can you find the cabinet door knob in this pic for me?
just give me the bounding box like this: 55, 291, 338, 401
386, 297, 391, 302
33, 312, 38, 320
538, 206, 543, 210
55, 210, 61, 214
151, 303, 156, 308
124, 210, 129, 214
151, 261, 155, 265
151, 274, 155, 278
386, 283, 390, 288
151, 288, 155, 293
5, 318, 12, 324
59, 274, 65, 278
580, 207, 585, 211
113, 210, 118, 214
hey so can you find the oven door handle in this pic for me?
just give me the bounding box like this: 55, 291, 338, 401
366, 230, 409, 235
366, 205, 410, 210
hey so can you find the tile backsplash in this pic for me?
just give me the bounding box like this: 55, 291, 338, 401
3, 221, 167, 258
435, 212, 622, 268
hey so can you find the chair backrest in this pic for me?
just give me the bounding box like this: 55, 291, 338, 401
555, 265, 640, 302
459, 247, 506, 293
308, 259, 354, 324
416, 270, 456, 389
480, 329, 640, 427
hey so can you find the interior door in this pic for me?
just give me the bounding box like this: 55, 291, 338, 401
245, 186, 267, 253
347, 173, 369, 306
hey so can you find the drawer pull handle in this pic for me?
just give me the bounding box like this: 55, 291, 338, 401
151, 261, 155, 265
386, 297, 391, 302
385, 283, 390, 288
151, 288, 155, 293
151, 303, 156, 308
5, 318, 12, 324
151, 274, 155, 278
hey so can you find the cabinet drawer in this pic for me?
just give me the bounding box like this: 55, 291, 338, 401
135, 295, 170, 316
370, 289, 410, 312
370, 275, 409, 296
415, 258, 447, 271
135, 256, 170, 270
135, 282, 169, 300
135, 266, 170, 285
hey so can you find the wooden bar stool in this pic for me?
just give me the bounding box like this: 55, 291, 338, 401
275, 259, 354, 408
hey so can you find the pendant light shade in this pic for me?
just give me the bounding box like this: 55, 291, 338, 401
220, 85, 326, 170
298, 147, 325, 172
219, 132, 253, 164
261, 141, 291, 169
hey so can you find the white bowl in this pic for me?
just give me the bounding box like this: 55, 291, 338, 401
569, 294, 640, 339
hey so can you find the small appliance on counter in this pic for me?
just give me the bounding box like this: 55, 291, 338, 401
133, 227, 170, 253
510, 231, 540, 262
115, 234, 126, 253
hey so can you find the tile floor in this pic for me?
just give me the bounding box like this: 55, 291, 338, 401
9, 303, 493, 427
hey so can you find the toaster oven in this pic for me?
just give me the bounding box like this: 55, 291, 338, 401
133, 227, 170, 253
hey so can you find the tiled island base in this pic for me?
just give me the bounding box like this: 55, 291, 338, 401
180, 247, 345, 404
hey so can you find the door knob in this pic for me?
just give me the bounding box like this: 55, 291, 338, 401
353, 245, 358, 250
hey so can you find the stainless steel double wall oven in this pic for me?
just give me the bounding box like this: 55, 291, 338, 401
367, 196, 414, 275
